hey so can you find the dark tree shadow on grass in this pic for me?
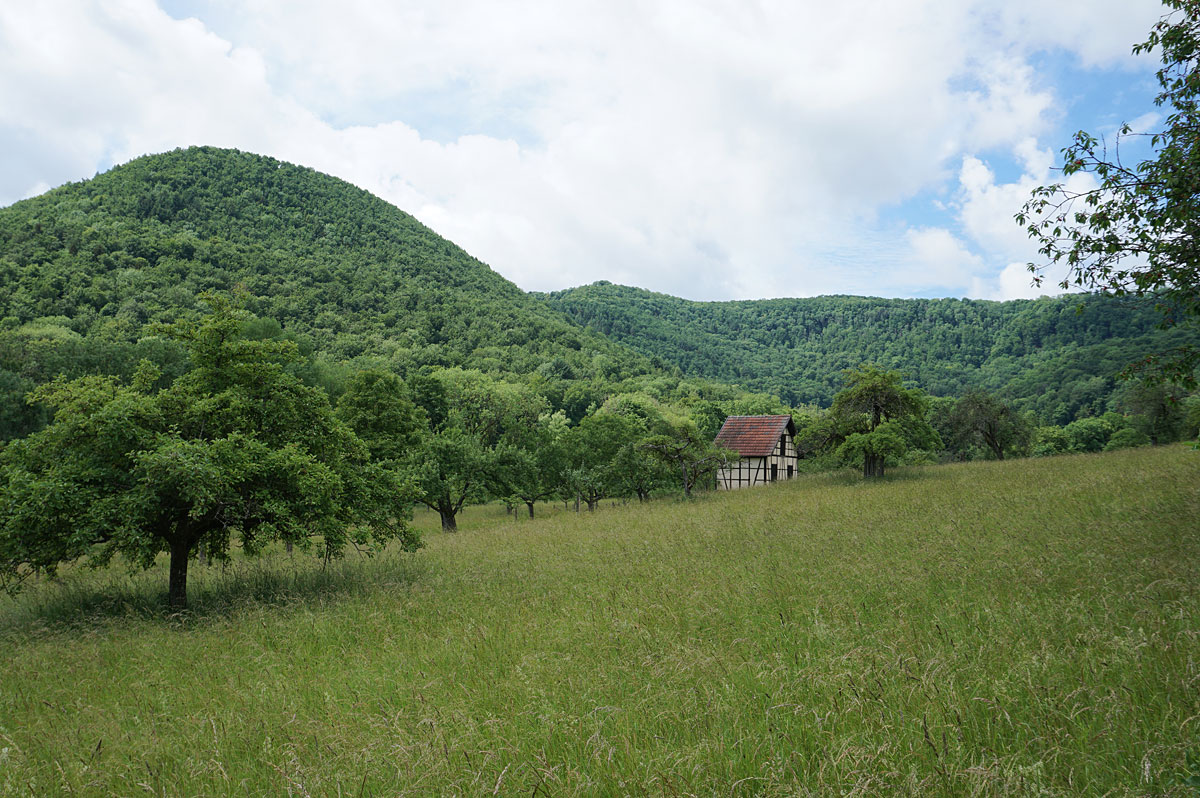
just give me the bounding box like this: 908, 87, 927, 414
0, 548, 428, 632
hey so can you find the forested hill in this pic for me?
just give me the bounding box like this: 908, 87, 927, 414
541, 282, 1199, 422
0, 146, 650, 374
0, 147, 675, 437
3, 146, 1195, 437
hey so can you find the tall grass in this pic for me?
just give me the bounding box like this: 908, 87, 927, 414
1, 446, 1198, 795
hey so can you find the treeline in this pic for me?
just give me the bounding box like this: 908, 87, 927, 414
542, 282, 1200, 421
794, 370, 1200, 477
0, 310, 769, 442
2, 296, 1197, 610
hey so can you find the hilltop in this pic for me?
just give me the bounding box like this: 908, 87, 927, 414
0, 147, 650, 374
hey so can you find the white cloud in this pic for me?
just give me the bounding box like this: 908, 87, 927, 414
995, 261, 1050, 300
0, 0, 317, 193
949, 137, 1103, 300
0, 0, 1168, 300
1126, 110, 1163, 135
959, 152, 1044, 259
984, 0, 1169, 69
961, 58, 1057, 151
905, 227, 987, 290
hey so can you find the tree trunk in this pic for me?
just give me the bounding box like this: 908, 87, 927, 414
168, 537, 191, 610
681, 463, 691, 498
586, 498, 597, 512
439, 508, 458, 532
984, 430, 1004, 459
526, 501, 535, 519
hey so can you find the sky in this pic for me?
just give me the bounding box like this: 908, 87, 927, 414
0, 0, 1170, 302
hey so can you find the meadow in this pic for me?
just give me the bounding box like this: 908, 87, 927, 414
1, 446, 1198, 796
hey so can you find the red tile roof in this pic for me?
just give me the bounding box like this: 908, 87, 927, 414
713, 415, 795, 458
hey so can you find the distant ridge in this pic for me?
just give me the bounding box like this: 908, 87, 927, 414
541, 282, 1198, 421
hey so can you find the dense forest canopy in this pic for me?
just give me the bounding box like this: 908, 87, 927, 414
0, 147, 774, 440
1, 145, 1195, 444
0, 146, 644, 374
541, 282, 1199, 422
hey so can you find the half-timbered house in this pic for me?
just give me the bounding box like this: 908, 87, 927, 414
713, 415, 799, 490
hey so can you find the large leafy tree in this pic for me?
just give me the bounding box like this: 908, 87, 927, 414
829, 365, 934, 478
597, 392, 676, 501
635, 401, 733, 500
948, 389, 1030, 460
1018, 0, 1200, 386
611, 440, 674, 502
836, 423, 909, 478
640, 420, 730, 499
411, 427, 488, 532
564, 411, 636, 510
0, 298, 417, 609
407, 369, 544, 531
335, 369, 426, 463
489, 411, 569, 518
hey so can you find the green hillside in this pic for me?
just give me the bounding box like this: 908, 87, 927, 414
0, 147, 674, 438
2, 145, 1195, 441
542, 282, 1199, 421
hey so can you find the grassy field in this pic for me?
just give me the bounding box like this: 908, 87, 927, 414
2, 446, 1199, 795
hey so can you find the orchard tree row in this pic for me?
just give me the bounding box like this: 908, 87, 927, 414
0, 297, 755, 609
